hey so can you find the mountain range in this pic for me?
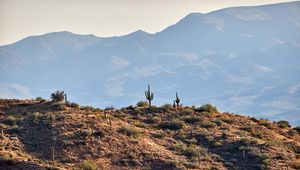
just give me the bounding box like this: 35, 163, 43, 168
0, 1, 300, 125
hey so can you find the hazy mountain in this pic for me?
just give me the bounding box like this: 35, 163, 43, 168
0, 1, 300, 124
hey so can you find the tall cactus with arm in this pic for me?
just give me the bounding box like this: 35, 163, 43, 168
175, 92, 180, 109
145, 84, 154, 106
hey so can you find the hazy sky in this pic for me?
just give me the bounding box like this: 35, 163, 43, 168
0, 0, 297, 45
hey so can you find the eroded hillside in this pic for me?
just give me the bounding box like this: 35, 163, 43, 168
0, 99, 300, 170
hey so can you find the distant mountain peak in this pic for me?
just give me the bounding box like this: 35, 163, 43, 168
127, 29, 150, 36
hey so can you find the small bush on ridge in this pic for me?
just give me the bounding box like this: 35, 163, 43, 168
136, 101, 149, 107
159, 120, 185, 130
195, 104, 218, 113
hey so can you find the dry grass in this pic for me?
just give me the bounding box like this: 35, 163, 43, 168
0, 99, 299, 170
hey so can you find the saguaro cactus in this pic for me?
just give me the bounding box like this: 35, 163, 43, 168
145, 84, 154, 106
175, 92, 180, 109
64, 94, 68, 103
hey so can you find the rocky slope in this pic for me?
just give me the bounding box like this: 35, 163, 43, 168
0, 99, 300, 169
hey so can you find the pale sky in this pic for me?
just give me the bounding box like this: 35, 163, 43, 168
0, 0, 297, 45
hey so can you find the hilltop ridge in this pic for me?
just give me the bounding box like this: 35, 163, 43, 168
0, 98, 300, 169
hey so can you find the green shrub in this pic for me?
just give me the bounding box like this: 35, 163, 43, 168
93, 129, 105, 138
265, 140, 283, 147
133, 121, 147, 128
240, 138, 259, 145
152, 132, 165, 139
251, 131, 263, 139
132, 108, 142, 115
53, 102, 66, 111
125, 105, 134, 110
179, 108, 194, 116
35, 96, 46, 102
68, 102, 80, 109
79, 160, 98, 170
118, 126, 141, 138
145, 106, 158, 114
200, 111, 211, 117
213, 119, 223, 126
241, 125, 254, 132
136, 101, 149, 107
3, 116, 17, 126
160, 160, 186, 170
213, 141, 223, 147
119, 158, 142, 166
182, 138, 198, 145
275, 120, 291, 128
184, 145, 208, 159
171, 143, 207, 159
258, 119, 274, 129
160, 104, 173, 111
195, 104, 218, 113
182, 116, 201, 124
82, 106, 95, 112
250, 117, 259, 122
159, 120, 185, 130
200, 121, 217, 129
144, 116, 161, 124
104, 106, 115, 111
221, 117, 235, 124
170, 143, 187, 152
29, 112, 41, 125
80, 128, 93, 139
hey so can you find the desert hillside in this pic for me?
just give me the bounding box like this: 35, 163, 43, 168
0, 98, 300, 170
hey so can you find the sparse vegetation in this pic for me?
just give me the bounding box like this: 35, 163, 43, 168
144, 116, 161, 124
258, 119, 274, 129
36, 96, 46, 102
80, 128, 93, 139
276, 120, 291, 128
179, 108, 194, 116
79, 160, 98, 170
105, 106, 115, 111
195, 104, 218, 113
136, 101, 148, 107
221, 117, 235, 124
200, 121, 217, 129
118, 126, 141, 138
2, 116, 17, 126
29, 112, 41, 125
160, 104, 173, 111
0, 98, 299, 170
67, 102, 80, 109
182, 116, 201, 124
184, 145, 208, 159
159, 120, 185, 130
